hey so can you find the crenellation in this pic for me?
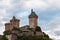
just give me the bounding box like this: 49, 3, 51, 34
5, 16, 20, 31
5, 23, 11, 30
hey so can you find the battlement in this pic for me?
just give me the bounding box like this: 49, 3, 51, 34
10, 16, 20, 22
5, 23, 10, 25
5, 23, 11, 30
5, 16, 20, 31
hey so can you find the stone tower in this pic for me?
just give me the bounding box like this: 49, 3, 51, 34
5, 16, 20, 31
10, 16, 20, 28
29, 9, 38, 29
5, 23, 11, 31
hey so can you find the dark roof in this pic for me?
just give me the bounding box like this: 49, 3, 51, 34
29, 9, 38, 18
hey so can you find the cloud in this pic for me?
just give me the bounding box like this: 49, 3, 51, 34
43, 14, 60, 39
21, 0, 50, 9
0, 26, 5, 35
45, 0, 60, 9
54, 31, 60, 36
0, 0, 60, 40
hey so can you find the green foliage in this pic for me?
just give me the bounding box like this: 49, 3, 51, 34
1, 35, 8, 40
13, 27, 21, 31
3, 30, 11, 35
35, 26, 42, 31
17, 32, 51, 40
27, 28, 33, 30
2, 26, 51, 40
43, 32, 49, 38
27, 28, 36, 35
0, 35, 51, 40
18, 35, 51, 40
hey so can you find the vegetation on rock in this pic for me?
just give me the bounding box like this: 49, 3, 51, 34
0, 26, 52, 40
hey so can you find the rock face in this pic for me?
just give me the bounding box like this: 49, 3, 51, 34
4, 9, 46, 40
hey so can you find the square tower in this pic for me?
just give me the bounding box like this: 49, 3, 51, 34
5, 16, 20, 31
10, 16, 20, 28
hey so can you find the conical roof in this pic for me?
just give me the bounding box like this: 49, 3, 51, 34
29, 9, 38, 18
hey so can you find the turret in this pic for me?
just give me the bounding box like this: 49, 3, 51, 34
29, 9, 38, 29
5, 23, 11, 31
10, 16, 20, 28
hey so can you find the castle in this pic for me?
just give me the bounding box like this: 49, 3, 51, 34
5, 9, 43, 40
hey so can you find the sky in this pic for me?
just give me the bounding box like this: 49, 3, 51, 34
0, 0, 60, 40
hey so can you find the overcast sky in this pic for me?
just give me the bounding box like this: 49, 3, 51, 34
0, 0, 60, 40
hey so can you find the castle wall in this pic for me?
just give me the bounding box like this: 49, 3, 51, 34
36, 32, 43, 36
11, 34, 17, 40
6, 35, 12, 40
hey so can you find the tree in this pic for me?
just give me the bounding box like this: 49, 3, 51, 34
35, 26, 42, 32
3, 30, 11, 35
1, 35, 8, 40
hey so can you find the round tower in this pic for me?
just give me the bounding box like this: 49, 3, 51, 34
29, 9, 38, 29
10, 16, 20, 28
